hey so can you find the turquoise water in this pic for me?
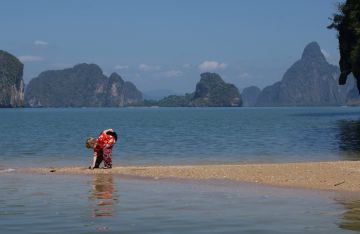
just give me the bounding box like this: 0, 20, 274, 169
2, 107, 360, 233
1, 172, 360, 234
1, 107, 360, 167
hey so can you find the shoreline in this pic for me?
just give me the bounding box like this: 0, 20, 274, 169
16, 161, 360, 192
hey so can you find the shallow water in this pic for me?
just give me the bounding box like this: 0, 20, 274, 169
2, 107, 360, 233
1, 107, 360, 167
1, 172, 360, 234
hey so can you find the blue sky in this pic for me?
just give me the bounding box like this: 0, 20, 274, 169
1, 0, 342, 93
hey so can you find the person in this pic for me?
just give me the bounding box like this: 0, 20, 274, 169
86, 129, 117, 169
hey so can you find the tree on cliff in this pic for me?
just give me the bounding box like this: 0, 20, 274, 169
328, 0, 360, 92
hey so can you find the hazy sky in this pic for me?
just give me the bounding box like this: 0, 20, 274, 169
1, 0, 342, 93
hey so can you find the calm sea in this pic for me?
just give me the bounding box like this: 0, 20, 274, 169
1, 107, 360, 167
1, 173, 360, 234
2, 107, 360, 233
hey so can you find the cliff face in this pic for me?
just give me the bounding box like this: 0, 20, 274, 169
0, 50, 24, 107
241, 86, 261, 107
25, 63, 142, 107
157, 73, 242, 107
256, 42, 347, 106
104, 73, 142, 107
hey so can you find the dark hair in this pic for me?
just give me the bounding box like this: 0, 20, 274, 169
106, 131, 118, 141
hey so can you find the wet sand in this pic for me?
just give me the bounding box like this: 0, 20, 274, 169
20, 161, 360, 192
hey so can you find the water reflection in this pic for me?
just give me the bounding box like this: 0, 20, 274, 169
89, 174, 118, 217
336, 119, 360, 159
336, 198, 360, 232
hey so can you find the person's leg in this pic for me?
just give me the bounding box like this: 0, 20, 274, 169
103, 148, 112, 168
94, 151, 104, 168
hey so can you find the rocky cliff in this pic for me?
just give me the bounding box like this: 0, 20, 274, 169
25, 63, 142, 107
256, 42, 348, 106
103, 72, 143, 107
0, 50, 24, 107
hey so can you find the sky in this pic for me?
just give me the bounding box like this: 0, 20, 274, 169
0, 0, 343, 94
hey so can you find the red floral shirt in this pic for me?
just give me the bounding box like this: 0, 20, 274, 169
94, 130, 116, 152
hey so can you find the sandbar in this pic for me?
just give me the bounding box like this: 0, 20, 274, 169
19, 161, 360, 192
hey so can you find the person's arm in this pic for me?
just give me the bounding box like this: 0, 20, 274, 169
89, 151, 97, 169
103, 128, 113, 133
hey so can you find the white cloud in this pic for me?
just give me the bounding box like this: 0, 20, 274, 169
161, 70, 183, 78
321, 49, 330, 59
18, 55, 44, 62
198, 60, 227, 72
138, 64, 161, 72
34, 40, 49, 48
114, 65, 129, 70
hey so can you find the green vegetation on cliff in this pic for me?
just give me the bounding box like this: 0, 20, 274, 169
328, 0, 360, 92
0, 50, 24, 107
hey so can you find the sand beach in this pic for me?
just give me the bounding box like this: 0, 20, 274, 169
21, 160, 360, 192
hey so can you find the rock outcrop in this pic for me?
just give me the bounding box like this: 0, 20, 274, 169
157, 73, 242, 107
256, 42, 348, 106
190, 73, 242, 107
241, 86, 261, 107
25, 63, 142, 107
0, 50, 24, 107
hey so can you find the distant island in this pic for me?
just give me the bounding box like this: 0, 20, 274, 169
25, 63, 143, 107
145, 72, 242, 107
255, 41, 355, 106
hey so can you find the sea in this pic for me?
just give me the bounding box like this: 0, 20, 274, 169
1, 107, 360, 233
